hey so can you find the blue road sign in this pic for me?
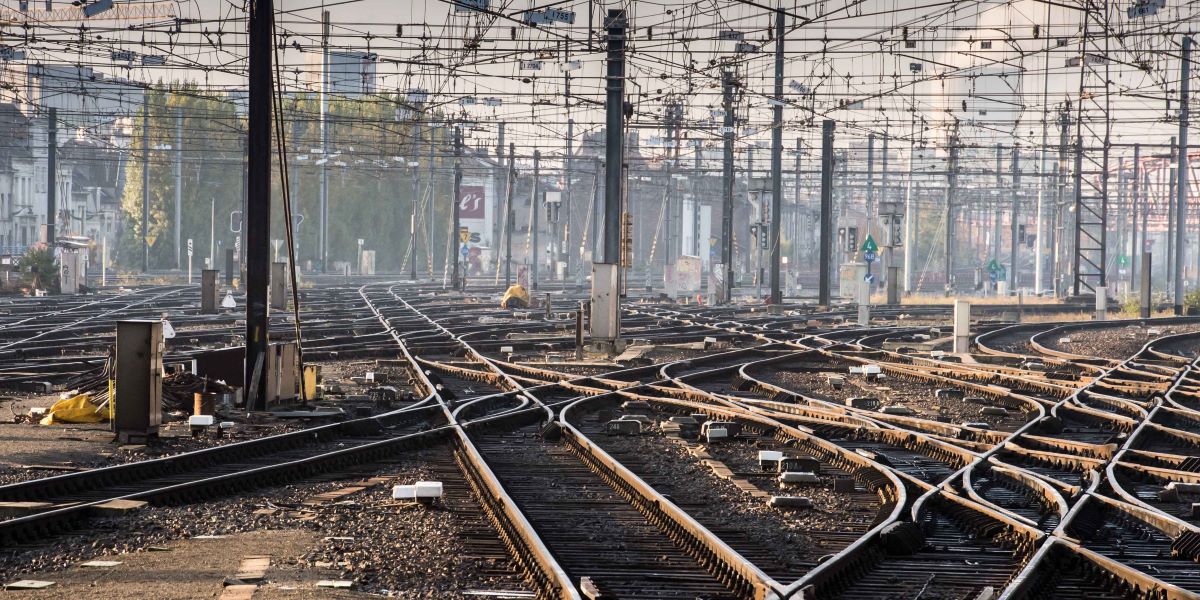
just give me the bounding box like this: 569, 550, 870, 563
864, 273, 875, 283
460, 245, 470, 258
863, 250, 877, 263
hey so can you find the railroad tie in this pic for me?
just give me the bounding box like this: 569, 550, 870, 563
220, 554, 272, 600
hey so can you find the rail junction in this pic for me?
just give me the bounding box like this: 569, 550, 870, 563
0, 281, 1197, 599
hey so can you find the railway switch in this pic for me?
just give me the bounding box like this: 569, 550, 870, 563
757, 450, 783, 471
779, 472, 820, 485
769, 496, 813, 510
780, 457, 821, 474
704, 427, 728, 442
833, 477, 857, 493
604, 420, 640, 435
702, 420, 741, 438
846, 397, 879, 410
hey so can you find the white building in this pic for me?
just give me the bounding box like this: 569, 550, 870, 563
0, 103, 78, 252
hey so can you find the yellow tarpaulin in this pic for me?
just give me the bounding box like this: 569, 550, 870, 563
500, 284, 530, 309
39, 393, 107, 425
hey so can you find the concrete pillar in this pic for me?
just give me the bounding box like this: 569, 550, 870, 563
1141, 253, 1152, 319
887, 266, 901, 305
857, 280, 870, 327
201, 269, 219, 314
953, 300, 971, 354
270, 262, 287, 310
225, 248, 236, 285
1095, 286, 1107, 320
59, 249, 81, 294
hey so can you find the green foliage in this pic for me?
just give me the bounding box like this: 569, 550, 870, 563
1121, 290, 1170, 316
118, 86, 447, 273
119, 86, 246, 270
1120, 295, 1142, 316
17, 247, 58, 293
1186, 288, 1200, 313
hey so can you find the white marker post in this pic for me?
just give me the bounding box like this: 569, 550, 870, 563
1095, 286, 1107, 320
187, 238, 193, 284
857, 278, 870, 326
953, 299, 971, 354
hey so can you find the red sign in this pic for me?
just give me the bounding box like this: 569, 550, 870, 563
459, 185, 485, 219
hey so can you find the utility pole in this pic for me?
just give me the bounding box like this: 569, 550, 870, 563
1010, 146, 1020, 290
590, 8, 626, 349
244, 0, 274, 411
1175, 35, 1191, 315
565, 116, 574, 285
721, 69, 736, 303
663, 104, 675, 271
45, 107, 56, 246
593, 156, 602, 263
903, 124, 917, 293
993, 143, 1003, 264
694, 146, 702, 257
452, 125, 463, 290
504, 142, 515, 287
819, 120, 834, 306
141, 94, 150, 273
496, 122, 505, 273
410, 122, 420, 280
768, 5, 784, 305
174, 107, 183, 271
944, 124, 960, 291
880, 134, 890, 283
530, 149, 540, 291
866, 134, 875, 238
1053, 109, 1070, 296
1131, 144, 1141, 284
290, 114, 302, 262
1168, 142, 1177, 294
318, 9, 330, 273
427, 126, 435, 277
1142, 169, 1150, 284
794, 137, 801, 270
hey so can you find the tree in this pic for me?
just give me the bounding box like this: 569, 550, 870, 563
115, 86, 446, 274
17, 246, 58, 293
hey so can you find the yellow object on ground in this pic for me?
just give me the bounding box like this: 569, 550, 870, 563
39, 393, 106, 425
303, 364, 320, 400
500, 284, 530, 309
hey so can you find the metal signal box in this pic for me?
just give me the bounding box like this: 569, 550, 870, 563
114, 320, 164, 443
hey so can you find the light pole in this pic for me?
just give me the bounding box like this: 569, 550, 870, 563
209, 197, 215, 269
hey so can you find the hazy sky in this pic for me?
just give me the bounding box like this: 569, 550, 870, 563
8, 0, 1199, 165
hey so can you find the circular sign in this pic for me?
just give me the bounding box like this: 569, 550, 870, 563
863, 250, 877, 263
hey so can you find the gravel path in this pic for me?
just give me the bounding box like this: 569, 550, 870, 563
576, 406, 883, 581
0, 445, 527, 597
1043, 323, 1200, 361
752, 359, 1031, 431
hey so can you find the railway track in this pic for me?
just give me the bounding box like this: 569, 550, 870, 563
2, 281, 1199, 598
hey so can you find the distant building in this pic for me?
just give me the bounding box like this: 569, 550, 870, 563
0, 63, 144, 130
0, 63, 138, 257
0, 102, 77, 253
304, 50, 379, 95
